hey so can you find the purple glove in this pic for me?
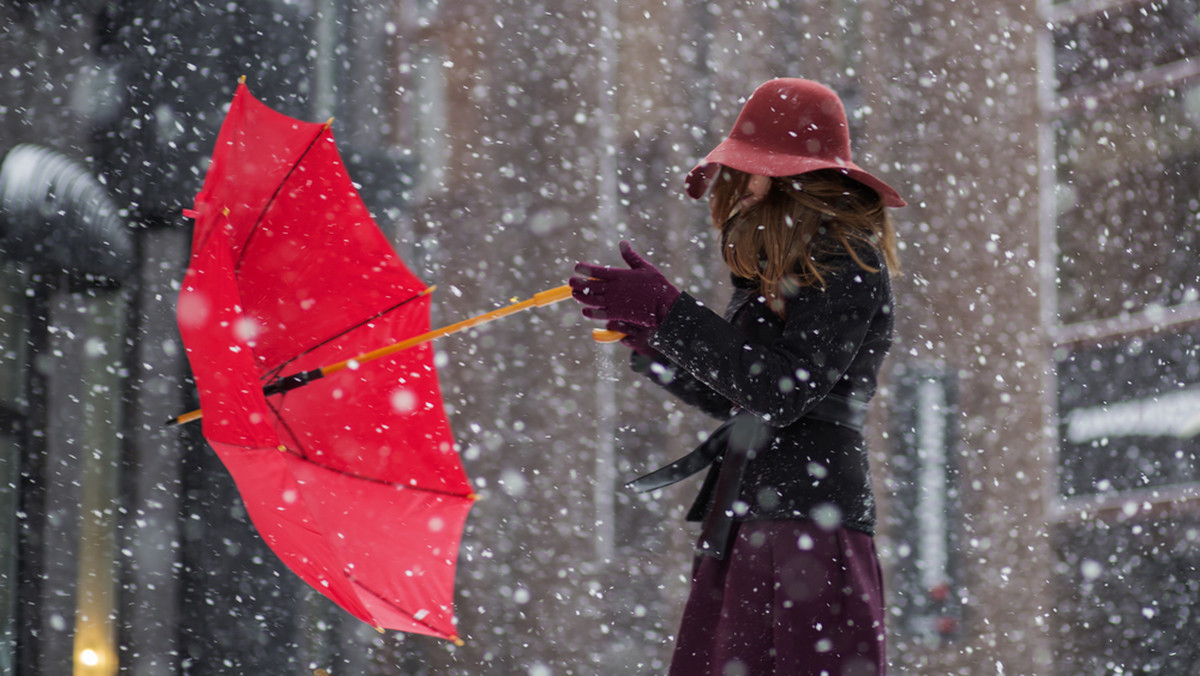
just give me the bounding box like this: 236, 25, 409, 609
569, 241, 681, 327
606, 320, 659, 357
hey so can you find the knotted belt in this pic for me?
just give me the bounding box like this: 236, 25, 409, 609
626, 392, 869, 559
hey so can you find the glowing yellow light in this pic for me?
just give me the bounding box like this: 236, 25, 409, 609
74, 638, 117, 675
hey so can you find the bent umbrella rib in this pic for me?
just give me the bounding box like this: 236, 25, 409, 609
235, 119, 333, 274
262, 286, 435, 384
277, 443, 475, 499
265, 399, 474, 499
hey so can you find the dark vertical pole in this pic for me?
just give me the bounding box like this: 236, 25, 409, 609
116, 224, 146, 675
15, 275, 49, 676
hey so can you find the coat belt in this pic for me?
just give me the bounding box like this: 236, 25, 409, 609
625, 393, 869, 559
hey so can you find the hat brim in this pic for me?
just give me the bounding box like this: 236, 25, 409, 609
684, 137, 906, 208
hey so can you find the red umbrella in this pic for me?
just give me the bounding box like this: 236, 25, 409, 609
174, 81, 495, 642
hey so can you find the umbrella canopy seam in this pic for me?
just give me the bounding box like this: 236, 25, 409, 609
348, 573, 461, 640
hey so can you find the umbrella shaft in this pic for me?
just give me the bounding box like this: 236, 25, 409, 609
167, 285, 574, 426
320, 285, 573, 377
165, 367, 324, 426
262, 368, 325, 396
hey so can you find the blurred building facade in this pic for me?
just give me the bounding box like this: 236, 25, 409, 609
1, 1, 1197, 676
1, 2, 428, 674
1042, 1, 1200, 672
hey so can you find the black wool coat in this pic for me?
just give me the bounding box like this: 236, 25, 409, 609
628, 247, 893, 557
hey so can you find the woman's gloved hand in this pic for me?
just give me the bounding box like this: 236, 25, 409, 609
569, 240, 680, 328
605, 320, 660, 357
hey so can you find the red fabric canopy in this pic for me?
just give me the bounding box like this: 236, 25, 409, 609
177, 83, 473, 641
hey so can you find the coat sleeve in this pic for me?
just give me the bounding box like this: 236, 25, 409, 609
629, 351, 736, 420
648, 260, 884, 428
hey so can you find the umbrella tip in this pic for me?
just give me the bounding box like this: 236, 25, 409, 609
451, 635, 465, 647
165, 408, 203, 426
238, 74, 246, 84
324, 117, 335, 130
421, 285, 437, 297
374, 626, 385, 634
468, 492, 481, 502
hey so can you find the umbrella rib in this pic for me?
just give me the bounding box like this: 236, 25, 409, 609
346, 573, 458, 640
235, 122, 331, 274
291, 451, 473, 499
267, 398, 472, 500
268, 397, 315, 459
261, 288, 430, 383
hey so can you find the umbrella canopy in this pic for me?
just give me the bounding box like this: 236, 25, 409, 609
176, 81, 473, 642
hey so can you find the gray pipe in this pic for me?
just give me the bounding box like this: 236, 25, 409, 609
0, 144, 134, 283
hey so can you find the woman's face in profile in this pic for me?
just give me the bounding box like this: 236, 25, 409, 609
713, 172, 771, 218
739, 174, 772, 210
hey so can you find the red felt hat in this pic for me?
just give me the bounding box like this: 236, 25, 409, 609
684, 78, 905, 207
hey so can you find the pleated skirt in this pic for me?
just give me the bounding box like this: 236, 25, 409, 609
669, 519, 886, 676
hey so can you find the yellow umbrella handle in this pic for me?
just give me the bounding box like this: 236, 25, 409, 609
591, 329, 625, 343
320, 284, 572, 378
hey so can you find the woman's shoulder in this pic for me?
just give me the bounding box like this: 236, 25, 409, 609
807, 243, 887, 284
781, 245, 889, 309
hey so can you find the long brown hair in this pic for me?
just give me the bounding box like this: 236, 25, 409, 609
708, 167, 899, 316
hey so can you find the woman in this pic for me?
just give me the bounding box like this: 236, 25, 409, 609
569, 78, 904, 675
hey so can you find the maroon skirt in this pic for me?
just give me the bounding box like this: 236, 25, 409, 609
669, 520, 886, 676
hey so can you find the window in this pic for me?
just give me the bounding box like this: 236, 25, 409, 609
1052, 81, 1200, 326
1056, 327, 1200, 502
887, 369, 963, 645
409, 46, 449, 198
